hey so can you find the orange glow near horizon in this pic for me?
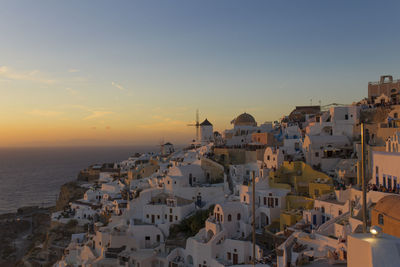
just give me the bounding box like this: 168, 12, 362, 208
0, 119, 196, 147
0, 75, 290, 147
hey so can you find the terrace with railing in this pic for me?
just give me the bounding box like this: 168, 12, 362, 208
368, 79, 400, 86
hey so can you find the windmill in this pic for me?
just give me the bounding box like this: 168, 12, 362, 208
187, 109, 200, 142
158, 138, 165, 155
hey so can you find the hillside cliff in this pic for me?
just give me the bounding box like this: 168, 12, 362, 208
55, 181, 86, 211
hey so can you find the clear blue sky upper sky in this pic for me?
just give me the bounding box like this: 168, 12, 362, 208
0, 0, 399, 146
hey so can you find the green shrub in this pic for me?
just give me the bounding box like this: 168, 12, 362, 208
66, 219, 78, 228
170, 205, 215, 238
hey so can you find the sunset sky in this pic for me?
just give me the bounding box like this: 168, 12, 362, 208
1, 0, 399, 147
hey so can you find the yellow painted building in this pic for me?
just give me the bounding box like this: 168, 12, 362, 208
270, 161, 334, 230
308, 182, 334, 198
285, 195, 314, 210
279, 195, 315, 230
280, 210, 303, 230
269, 161, 333, 199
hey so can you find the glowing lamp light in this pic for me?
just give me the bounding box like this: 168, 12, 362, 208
370, 225, 382, 237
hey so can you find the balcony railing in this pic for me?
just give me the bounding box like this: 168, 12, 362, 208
368, 79, 400, 85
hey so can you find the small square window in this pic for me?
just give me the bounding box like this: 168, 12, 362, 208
378, 214, 384, 225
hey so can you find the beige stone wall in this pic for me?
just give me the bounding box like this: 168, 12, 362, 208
244, 150, 257, 163
128, 164, 159, 180
214, 148, 246, 165
376, 127, 398, 144
256, 148, 266, 161
368, 78, 400, 101
214, 148, 259, 166
213, 148, 230, 166
347, 235, 373, 267
251, 132, 278, 146
201, 158, 224, 183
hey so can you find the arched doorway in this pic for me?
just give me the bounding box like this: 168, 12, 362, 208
391, 89, 398, 104
206, 229, 214, 242
260, 212, 269, 229
186, 255, 193, 265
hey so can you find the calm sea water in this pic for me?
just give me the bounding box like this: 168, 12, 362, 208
0, 146, 157, 214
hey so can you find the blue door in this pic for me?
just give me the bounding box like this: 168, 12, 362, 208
313, 214, 317, 225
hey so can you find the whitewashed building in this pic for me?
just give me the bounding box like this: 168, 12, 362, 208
372, 132, 400, 189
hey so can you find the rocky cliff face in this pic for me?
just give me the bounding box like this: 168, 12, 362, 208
2, 172, 93, 265
0, 207, 51, 266
14, 181, 86, 266
19, 212, 84, 266
55, 181, 86, 211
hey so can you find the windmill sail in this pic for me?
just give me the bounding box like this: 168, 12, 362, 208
187, 109, 200, 141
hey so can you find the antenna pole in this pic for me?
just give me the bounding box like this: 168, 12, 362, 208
361, 123, 367, 233
252, 171, 256, 265
196, 109, 200, 142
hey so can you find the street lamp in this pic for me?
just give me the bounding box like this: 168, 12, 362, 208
370, 225, 382, 237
